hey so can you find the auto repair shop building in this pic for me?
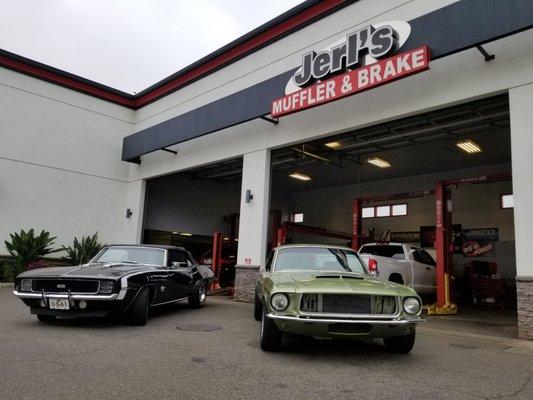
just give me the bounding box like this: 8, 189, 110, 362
1, 0, 533, 338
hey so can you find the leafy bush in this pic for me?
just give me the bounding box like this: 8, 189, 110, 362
62, 232, 103, 266
4, 229, 60, 273
0, 261, 15, 282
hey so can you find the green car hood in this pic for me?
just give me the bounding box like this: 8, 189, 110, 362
267, 271, 416, 297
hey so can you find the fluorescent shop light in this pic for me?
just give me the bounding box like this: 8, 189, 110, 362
289, 172, 312, 181
179, 232, 193, 237
367, 156, 391, 168
325, 141, 341, 149
456, 139, 482, 153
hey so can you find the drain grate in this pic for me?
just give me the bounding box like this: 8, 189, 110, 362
177, 323, 221, 332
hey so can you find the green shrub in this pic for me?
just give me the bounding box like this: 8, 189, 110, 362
0, 261, 15, 282
62, 232, 103, 266
4, 229, 61, 272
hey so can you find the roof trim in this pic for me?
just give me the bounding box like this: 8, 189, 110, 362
0, 0, 356, 109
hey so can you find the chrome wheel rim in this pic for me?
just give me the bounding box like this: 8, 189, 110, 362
199, 284, 207, 303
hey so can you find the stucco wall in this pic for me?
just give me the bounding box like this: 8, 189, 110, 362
0, 68, 134, 254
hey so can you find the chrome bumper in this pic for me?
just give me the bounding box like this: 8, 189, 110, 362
267, 314, 425, 325
13, 290, 118, 301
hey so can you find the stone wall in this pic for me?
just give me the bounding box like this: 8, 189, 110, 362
234, 265, 260, 303
517, 278, 533, 340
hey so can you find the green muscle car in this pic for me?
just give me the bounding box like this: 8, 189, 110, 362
254, 244, 424, 352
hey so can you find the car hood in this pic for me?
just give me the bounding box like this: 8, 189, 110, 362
17, 263, 154, 280
269, 271, 416, 297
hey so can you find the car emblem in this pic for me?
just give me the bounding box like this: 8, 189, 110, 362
161, 285, 166, 292
57, 284, 66, 289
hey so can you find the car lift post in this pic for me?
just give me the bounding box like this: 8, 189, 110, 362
427, 181, 457, 315
211, 231, 223, 290
351, 198, 363, 250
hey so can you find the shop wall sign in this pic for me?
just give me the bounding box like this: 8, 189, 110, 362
271, 21, 430, 118
462, 228, 499, 257
420, 224, 463, 253
390, 231, 420, 243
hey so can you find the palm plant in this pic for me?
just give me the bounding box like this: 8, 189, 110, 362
4, 229, 61, 272
62, 232, 103, 265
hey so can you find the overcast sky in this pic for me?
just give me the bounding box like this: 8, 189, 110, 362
0, 0, 302, 93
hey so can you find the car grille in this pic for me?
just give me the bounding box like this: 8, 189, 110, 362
32, 279, 100, 293
300, 293, 397, 315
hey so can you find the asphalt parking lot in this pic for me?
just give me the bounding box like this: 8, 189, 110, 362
1, 287, 532, 400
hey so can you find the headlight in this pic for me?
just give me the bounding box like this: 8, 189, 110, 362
270, 293, 289, 311
20, 279, 32, 292
403, 297, 421, 315
99, 280, 115, 294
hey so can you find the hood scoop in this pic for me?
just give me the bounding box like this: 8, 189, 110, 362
315, 274, 364, 280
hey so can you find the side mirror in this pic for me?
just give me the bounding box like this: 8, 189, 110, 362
172, 261, 190, 268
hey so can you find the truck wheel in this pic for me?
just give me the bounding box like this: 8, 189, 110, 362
129, 287, 150, 326
389, 274, 404, 285
254, 289, 262, 321
188, 281, 207, 308
260, 308, 282, 351
37, 314, 56, 322
383, 330, 416, 353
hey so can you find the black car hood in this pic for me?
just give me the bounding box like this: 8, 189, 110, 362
18, 263, 157, 280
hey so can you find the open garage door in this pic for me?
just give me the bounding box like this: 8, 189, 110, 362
269, 94, 517, 336
142, 157, 243, 289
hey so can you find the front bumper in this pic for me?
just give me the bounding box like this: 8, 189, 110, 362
13, 290, 118, 301
267, 314, 425, 325
267, 313, 424, 338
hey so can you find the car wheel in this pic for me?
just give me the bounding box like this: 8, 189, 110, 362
129, 287, 150, 326
383, 330, 416, 353
254, 289, 262, 321
260, 308, 283, 351
188, 281, 207, 308
389, 274, 404, 285
37, 314, 56, 322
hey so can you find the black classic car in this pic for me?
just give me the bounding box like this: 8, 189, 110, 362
13, 244, 214, 325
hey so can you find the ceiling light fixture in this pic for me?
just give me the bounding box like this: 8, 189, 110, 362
179, 232, 193, 237
367, 156, 391, 168
325, 141, 341, 149
289, 172, 312, 181
456, 139, 482, 153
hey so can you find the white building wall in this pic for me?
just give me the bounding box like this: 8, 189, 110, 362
0, 68, 134, 253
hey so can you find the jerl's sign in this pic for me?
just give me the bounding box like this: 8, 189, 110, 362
271, 21, 430, 118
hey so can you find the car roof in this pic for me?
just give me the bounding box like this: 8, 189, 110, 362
105, 244, 187, 251
274, 244, 356, 251
361, 242, 404, 246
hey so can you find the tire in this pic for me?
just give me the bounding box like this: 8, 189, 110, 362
188, 281, 207, 308
383, 330, 416, 353
254, 289, 262, 321
37, 314, 56, 322
260, 308, 283, 351
389, 274, 404, 285
129, 287, 150, 326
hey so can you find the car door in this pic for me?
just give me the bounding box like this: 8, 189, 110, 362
167, 250, 195, 300
411, 247, 436, 294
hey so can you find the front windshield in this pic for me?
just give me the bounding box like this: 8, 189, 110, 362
274, 247, 367, 274
93, 247, 165, 266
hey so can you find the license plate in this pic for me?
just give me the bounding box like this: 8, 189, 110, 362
49, 298, 70, 310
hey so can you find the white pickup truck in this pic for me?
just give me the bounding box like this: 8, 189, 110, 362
358, 242, 436, 295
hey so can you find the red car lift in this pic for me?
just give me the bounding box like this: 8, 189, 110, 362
351, 174, 511, 315
276, 221, 352, 247
211, 231, 223, 290
428, 173, 512, 315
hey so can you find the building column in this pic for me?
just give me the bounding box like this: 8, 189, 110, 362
234, 149, 271, 302
122, 179, 146, 244
509, 84, 533, 340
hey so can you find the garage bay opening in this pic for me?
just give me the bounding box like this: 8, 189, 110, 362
142, 157, 243, 292
269, 94, 517, 336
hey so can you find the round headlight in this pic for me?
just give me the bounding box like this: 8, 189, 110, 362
270, 293, 289, 311
403, 297, 421, 315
